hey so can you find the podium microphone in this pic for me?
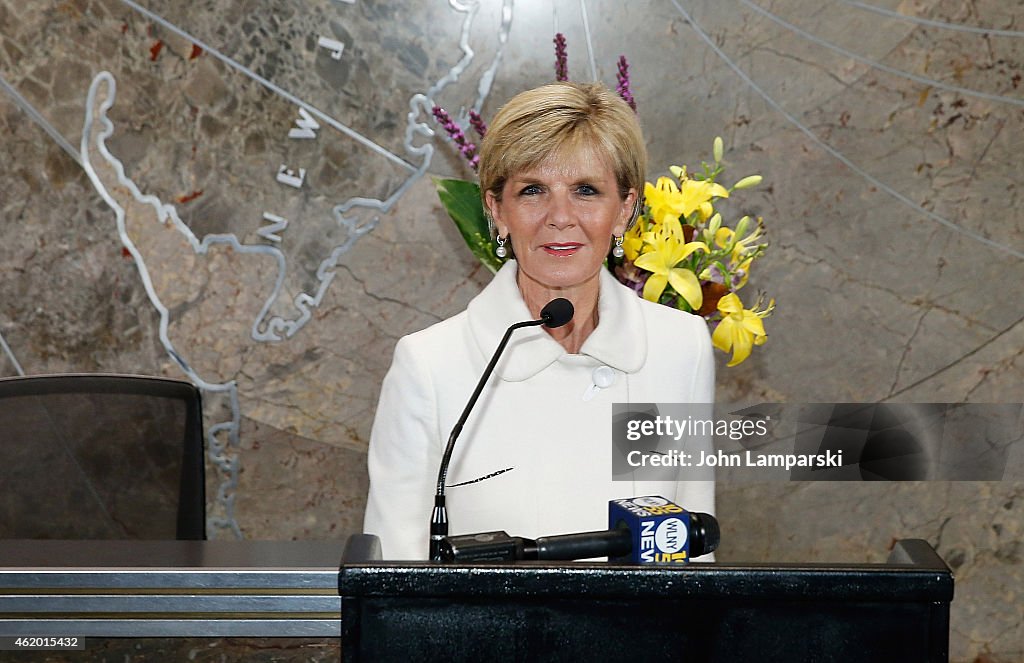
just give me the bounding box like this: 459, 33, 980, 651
430, 298, 574, 561
439, 497, 719, 563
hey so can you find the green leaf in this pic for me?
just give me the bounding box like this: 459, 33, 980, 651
433, 177, 506, 273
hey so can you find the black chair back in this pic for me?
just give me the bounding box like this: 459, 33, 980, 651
0, 374, 205, 540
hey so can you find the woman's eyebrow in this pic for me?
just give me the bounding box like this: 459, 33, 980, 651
510, 170, 607, 184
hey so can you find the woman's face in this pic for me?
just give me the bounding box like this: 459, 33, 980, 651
485, 145, 636, 296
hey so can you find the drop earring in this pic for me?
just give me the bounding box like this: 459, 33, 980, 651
611, 235, 625, 258
495, 234, 508, 259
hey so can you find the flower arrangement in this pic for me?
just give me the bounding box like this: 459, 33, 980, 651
431, 35, 774, 366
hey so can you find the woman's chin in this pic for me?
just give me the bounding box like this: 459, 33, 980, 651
517, 263, 602, 294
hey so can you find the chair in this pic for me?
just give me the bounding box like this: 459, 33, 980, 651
0, 374, 205, 540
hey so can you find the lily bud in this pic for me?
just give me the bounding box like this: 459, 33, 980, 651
708, 212, 722, 234
713, 136, 724, 163
734, 215, 751, 240
733, 175, 762, 190
704, 213, 722, 245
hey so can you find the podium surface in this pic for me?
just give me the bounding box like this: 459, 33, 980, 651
0, 540, 343, 637
340, 539, 952, 662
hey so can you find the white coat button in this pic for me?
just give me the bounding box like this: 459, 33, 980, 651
583, 366, 617, 401
592, 366, 615, 388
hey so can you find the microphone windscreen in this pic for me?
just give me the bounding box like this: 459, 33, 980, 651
689, 511, 720, 555
540, 298, 574, 328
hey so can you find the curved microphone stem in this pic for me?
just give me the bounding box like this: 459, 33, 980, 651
429, 318, 545, 561
429, 298, 573, 562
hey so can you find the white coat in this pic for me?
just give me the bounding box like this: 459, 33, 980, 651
364, 262, 716, 560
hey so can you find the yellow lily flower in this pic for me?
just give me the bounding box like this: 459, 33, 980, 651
679, 177, 729, 221
645, 172, 729, 225
712, 293, 768, 366
622, 215, 650, 262
634, 215, 708, 309
732, 257, 753, 290
714, 217, 764, 265
643, 178, 689, 225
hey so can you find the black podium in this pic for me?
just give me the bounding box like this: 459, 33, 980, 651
339, 538, 952, 662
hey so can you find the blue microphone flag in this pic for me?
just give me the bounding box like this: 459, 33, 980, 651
608, 496, 693, 564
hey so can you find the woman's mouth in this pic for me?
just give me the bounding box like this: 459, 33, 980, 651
542, 242, 583, 256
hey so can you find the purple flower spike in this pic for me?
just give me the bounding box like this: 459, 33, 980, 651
431, 105, 480, 172
468, 110, 488, 139
554, 33, 568, 82
616, 55, 637, 112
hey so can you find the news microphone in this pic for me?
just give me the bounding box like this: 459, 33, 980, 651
609, 496, 719, 564
439, 496, 719, 563
430, 298, 574, 561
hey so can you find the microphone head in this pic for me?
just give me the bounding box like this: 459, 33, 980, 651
689, 512, 720, 556
540, 298, 574, 328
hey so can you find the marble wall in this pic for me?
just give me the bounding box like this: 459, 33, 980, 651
1, 0, 1021, 660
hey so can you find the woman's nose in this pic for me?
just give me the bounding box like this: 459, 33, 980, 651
546, 193, 575, 229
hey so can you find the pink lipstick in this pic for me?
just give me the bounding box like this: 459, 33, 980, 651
542, 242, 582, 256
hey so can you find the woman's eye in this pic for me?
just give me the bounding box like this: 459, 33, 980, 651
519, 185, 542, 196
576, 184, 598, 196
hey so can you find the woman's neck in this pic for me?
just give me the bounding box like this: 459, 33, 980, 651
516, 269, 601, 354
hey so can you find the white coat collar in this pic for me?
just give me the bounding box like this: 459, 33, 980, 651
466, 262, 648, 381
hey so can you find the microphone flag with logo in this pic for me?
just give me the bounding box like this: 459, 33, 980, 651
609, 496, 718, 564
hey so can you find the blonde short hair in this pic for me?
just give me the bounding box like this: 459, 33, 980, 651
479, 82, 646, 207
